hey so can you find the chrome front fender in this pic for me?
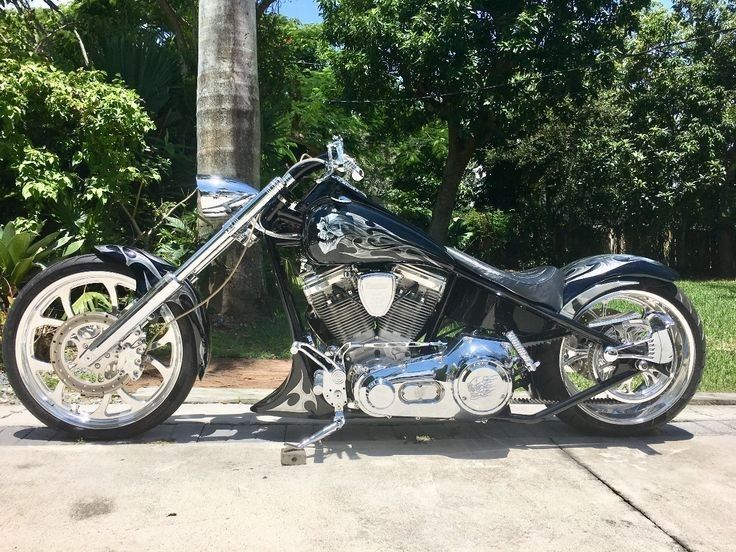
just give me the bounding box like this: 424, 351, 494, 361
561, 254, 678, 317
93, 245, 211, 377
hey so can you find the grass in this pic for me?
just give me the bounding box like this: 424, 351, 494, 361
679, 280, 736, 392
211, 312, 292, 359
209, 281, 736, 392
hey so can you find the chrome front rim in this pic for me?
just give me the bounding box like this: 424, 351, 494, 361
560, 289, 695, 425
15, 271, 183, 430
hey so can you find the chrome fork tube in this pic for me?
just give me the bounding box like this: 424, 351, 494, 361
78, 178, 286, 366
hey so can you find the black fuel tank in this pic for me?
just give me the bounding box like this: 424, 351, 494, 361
303, 197, 451, 267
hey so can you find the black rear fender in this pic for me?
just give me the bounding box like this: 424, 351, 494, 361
561, 254, 678, 316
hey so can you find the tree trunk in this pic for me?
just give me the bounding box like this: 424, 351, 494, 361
197, 0, 267, 323
428, 120, 475, 243
718, 153, 736, 277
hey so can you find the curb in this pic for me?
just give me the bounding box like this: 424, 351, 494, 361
689, 392, 736, 406
183, 387, 736, 406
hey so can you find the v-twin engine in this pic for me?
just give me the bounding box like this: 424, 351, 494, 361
348, 336, 517, 419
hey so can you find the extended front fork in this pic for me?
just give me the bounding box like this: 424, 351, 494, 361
77, 177, 288, 368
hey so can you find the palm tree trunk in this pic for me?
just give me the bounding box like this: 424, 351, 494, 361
197, 0, 266, 322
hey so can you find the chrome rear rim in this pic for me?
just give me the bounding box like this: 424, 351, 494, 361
560, 289, 695, 425
15, 270, 183, 430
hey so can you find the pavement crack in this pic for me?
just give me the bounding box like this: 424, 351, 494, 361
0, 409, 25, 420
551, 438, 694, 552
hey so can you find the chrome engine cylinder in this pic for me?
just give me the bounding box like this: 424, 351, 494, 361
350, 336, 516, 419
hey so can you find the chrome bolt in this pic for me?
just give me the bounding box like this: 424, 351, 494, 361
603, 347, 619, 363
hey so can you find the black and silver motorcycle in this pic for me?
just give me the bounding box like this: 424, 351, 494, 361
2, 138, 705, 454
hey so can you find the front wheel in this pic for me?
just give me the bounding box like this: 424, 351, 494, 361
2, 255, 198, 439
532, 281, 705, 435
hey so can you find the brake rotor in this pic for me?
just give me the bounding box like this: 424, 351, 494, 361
49, 312, 130, 396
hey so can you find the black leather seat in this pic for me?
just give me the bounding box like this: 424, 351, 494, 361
447, 248, 565, 311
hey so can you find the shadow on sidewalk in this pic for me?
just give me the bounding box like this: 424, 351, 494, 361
11, 411, 697, 462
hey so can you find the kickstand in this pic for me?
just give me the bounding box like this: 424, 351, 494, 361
281, 409, 345, 466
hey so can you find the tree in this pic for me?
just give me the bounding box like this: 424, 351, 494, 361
197, 0, 266, 322
630, 0, 736, 275
321, 0, 648, 243
473, 0, 736, 275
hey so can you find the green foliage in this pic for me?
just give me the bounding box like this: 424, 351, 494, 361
320, 0, 650, 241
475, 0, 736, 270
153, 209, 200, 265
448, 209, 512, 263
92, 34, 182, 116
258, 14, 370, 179
0, 57, 168, 246
0, 220, 82, 307
71, 290, 111, 314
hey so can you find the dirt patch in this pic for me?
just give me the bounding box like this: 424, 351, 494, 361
0, 358, 291, 400
69, 497, 115, 520
195, 358, 291, 389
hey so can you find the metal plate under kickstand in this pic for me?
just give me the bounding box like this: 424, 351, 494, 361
281, 447, 307, 466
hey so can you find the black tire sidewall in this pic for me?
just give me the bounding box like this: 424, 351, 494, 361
532, 280, 706, 436
2, 254, 198, 440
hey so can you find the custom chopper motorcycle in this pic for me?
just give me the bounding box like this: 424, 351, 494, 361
2, 138, 705, 459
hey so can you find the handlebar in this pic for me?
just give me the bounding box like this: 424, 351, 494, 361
282, 136, 364, 189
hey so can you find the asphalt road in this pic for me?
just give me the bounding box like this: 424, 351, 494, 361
1, 403, 734, 552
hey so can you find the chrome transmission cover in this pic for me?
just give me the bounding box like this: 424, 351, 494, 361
350, 336, 516, 419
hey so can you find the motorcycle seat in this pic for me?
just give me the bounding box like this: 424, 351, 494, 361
446, 248, 565, 311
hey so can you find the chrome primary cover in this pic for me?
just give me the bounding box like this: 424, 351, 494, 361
351, 336, 516, 419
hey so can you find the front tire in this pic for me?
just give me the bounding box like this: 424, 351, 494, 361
532, 280, 705, 435
2, 255, 198, 440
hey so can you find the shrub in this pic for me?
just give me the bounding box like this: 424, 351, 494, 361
0, 58, 168, 247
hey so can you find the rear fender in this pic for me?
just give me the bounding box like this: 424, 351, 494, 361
93, 245, 211, 377
561, 254, 678, 317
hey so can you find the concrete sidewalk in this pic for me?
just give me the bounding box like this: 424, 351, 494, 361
1, 404, 735, 551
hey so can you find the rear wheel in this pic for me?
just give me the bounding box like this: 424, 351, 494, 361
533, 281, 705, 435
2, 255, 198, 439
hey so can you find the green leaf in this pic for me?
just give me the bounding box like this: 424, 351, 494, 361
0, 242, 11, 270
62, 240, 84, 257
6, 233, 34, 263
71, 291, 111, 314
1, 222, 16, 244
9, 257, 33, 286
26, 231, 60, 258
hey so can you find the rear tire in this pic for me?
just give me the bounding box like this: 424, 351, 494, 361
2, 255, 198, 440
532, 280, 705, 436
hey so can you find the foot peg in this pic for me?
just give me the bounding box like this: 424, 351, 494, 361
280, 410, 346, 466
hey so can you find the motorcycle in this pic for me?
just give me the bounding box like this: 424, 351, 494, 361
2, 137, 705, 461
